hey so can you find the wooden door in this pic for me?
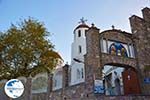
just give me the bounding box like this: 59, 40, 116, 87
122, 68, 141, 95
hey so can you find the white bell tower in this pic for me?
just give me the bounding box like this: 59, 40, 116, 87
70, 18, 89, 85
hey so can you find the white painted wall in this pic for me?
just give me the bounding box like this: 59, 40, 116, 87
70, 27, 89, 85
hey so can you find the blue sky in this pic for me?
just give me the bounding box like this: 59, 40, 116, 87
0, 0, 149, 63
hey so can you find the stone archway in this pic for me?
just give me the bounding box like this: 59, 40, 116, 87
102, 63, 141, 95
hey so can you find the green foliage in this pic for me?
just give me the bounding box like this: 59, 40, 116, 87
0, 18, 62, 80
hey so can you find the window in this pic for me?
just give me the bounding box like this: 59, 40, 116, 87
76, 68, 84, 80
79, 45, 82, 53
129, 45, 135, 58
78, 30, 81, 37
81, 68, 84, 78
101, 39, 107, 53
77, 69, 81, 79
85, 30, 88, 33
53, 72, 63, 90
54, 79, 57, 87
85, 30, 88, 36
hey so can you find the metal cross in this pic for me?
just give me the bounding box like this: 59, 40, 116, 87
79, 17, 87, 24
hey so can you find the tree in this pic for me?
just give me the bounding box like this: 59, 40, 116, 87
0, 18, 62, 80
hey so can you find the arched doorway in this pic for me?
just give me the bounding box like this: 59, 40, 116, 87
102, 64, 141, 95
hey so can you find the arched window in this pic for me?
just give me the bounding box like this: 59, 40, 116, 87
53, 71, 63, 90
85, 30, 88, 36
78, 30, 81, 37
77, 69, 81, 79
81, 68, 84, 78
85, 30, 88, 34
79, 45, 82, 53
54, 79, 57, 87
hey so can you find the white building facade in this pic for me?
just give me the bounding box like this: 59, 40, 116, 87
70, 22, 89, 85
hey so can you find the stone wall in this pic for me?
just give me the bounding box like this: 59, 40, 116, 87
32, 93, 47, 100
32, 94, 150, 100
100, 29, 132, 44
129, 7, 150, 94
101, 53, 136, 69
49, 83, 150, 100
50, 83, 86, 100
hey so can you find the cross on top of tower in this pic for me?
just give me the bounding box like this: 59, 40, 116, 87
79, 17, 87, 24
